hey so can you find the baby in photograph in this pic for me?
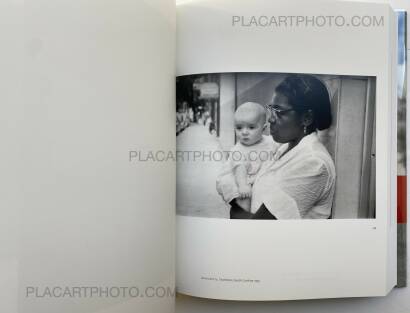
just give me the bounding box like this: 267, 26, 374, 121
218, 102, 278, 212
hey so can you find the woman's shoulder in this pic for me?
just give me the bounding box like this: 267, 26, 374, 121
281, 144, 335, 192
302, 134, 336, 178
283, 133, 334, 176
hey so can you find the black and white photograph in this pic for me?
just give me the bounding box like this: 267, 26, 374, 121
176, 72, 376, 219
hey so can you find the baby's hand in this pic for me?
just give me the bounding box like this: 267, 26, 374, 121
236, 198, 251, 212
238, 184, 252, 199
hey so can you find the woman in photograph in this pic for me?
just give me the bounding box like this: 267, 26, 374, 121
216, 74, 336, 219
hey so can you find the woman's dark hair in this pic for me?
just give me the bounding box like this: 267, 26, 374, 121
275, 74, 332, 132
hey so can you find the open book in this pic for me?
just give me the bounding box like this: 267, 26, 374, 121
15, 0, 406, 312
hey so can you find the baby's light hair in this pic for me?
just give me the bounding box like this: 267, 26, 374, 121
235, 102, 268, 126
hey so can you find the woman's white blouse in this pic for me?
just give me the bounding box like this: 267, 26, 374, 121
217, 133, 336, 219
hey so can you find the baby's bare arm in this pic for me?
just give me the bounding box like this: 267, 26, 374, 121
235, 164, 247, 188
235, 164, 252, 198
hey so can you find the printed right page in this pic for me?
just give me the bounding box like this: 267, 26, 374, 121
176, 0, 397, 300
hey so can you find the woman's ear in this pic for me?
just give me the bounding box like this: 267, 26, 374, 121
302, 109, 314, 127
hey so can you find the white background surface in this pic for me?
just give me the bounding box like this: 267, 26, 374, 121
176, 0, 410, 312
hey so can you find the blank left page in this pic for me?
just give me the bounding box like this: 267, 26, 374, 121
20, 1, 175, 313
